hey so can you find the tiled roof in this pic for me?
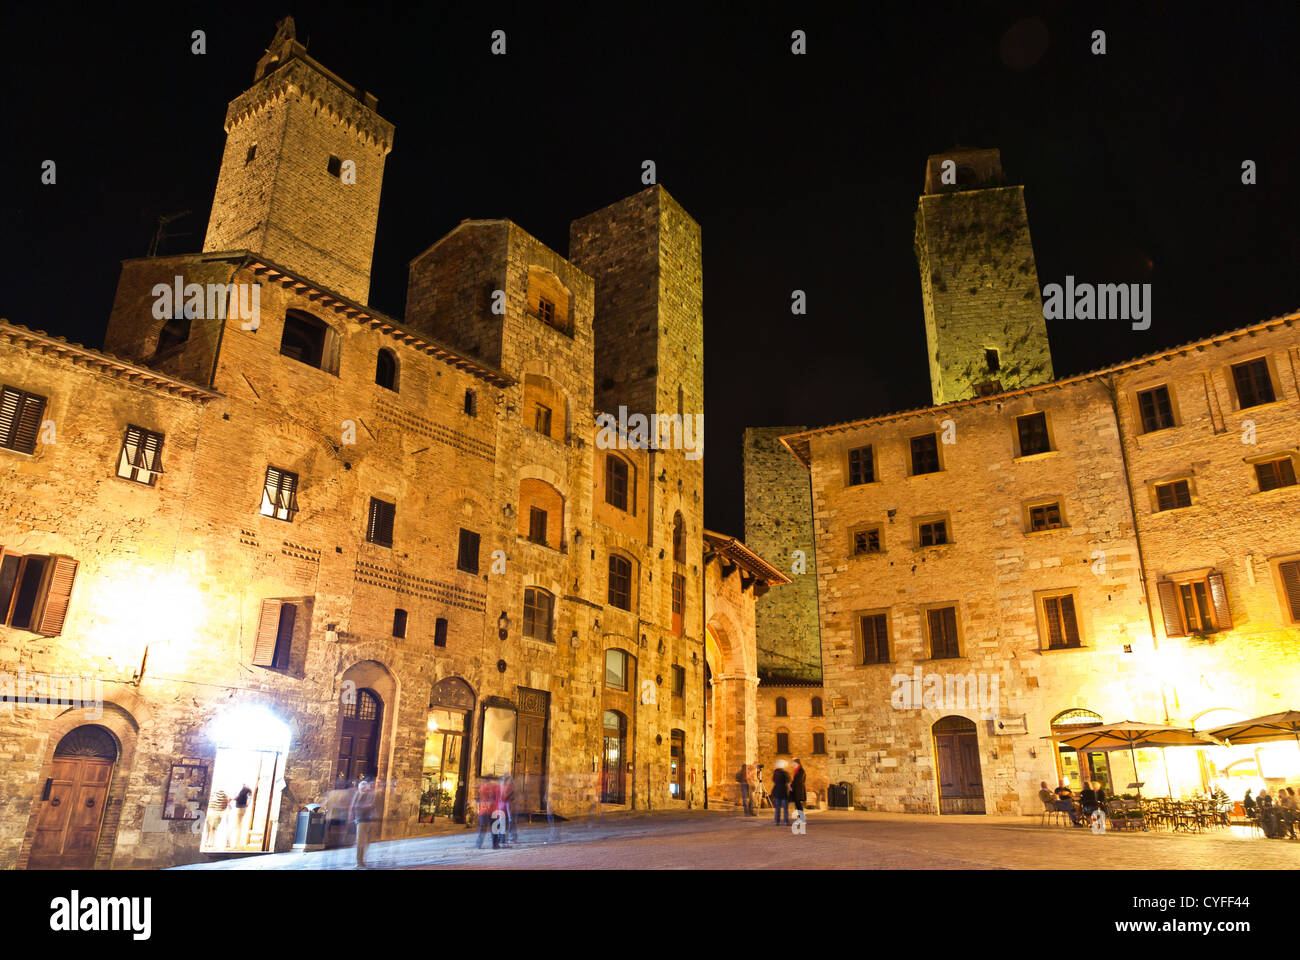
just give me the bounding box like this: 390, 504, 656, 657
702, 529, 791, 585
0, 320, 220, 402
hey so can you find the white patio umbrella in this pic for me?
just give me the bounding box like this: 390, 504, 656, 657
1041, 721, 1225, 797
1201, 710, 1300, 747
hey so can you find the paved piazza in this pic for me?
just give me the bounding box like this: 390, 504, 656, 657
172, 809, 1300, 870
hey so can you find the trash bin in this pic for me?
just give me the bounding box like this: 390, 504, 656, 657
292, 803, 328, 852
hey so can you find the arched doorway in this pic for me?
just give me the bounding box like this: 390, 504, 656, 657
933, 716, 985, 814
1050, 708, 1108, 792
601, 710, 627, 804
336, 688, 383, 785
29, 725, 117, 869
421, 677, 475, 823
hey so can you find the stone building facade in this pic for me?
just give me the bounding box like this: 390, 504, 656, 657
0, 20, 783, 869
773, 149, 1300, 815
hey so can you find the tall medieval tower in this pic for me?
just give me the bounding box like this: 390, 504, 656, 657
202, 18, 395, 304
914, 148, 1053, 405
569, 185, 706, 635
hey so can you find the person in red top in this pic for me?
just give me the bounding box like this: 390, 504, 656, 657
475, 779, 501, 849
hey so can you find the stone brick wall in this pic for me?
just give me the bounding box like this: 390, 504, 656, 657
743, 426, 820, 680
754, 684, 830, 805
914, 149, 1053, 405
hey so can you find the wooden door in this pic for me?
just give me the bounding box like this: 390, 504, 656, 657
336, 689, 382, 786
934, 717, 985, 814
30, 726, 116, 870
514, 688, 549, 813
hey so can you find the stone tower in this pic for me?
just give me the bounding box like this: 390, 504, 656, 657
914, 148, 1053, 405
743, 426, 821, 681
202, 18, 395, 304
569, 185, 705, 629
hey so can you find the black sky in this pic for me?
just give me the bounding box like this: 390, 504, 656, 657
2, 1, 1298, 537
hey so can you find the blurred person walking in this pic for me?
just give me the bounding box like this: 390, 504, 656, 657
770, 760, 791, 826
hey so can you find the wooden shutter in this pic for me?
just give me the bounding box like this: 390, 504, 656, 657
1, 387, 46, 454
1280, 562, 1300, 622
1060, 595, 1080, 645
252, 599, 284, 666
1156, 580, 1187, 637
1207, 572, 1231, 630
34, 556, 78, 637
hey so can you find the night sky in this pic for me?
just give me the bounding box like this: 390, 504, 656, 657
3, 2, 1297, 537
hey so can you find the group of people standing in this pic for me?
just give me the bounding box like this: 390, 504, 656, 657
203, 782, 254, 849
736, 759, 807, 825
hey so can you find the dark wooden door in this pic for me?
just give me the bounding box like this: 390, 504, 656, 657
514, 688, 549, 813
934, 717, 985, 814
30, 757, 113, 869
336, 689, 383, 786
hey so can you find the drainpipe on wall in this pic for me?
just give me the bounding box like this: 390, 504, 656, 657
701, 558, 708, 810
1103, 377, 1171, 723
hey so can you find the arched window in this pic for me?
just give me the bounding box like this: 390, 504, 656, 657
672, 511, 686, 564
523, 587, 554, 642
155, 316, 191, 356
375, 348, 398, 391
608, 554, 633, 610
811, 696, 823, 717
280, 310, 338, 373
775, 696, 787, 717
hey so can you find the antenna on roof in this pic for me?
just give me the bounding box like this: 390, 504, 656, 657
148, 210, 192, 257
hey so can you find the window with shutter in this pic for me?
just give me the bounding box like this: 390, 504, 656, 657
1255, 458, 1297, 491
1042, 594, 1081, 648
252, 599, 294, 669
457, 528, 480, 573
1137, 386, 1175, 432
1156, 580, 1188, 638
434, 617, 448, 647
1279, 561, 1300, 623
117, 425, 165, 485
1231, 358, 1275, 409
367, 498, 395, 547
608, 554, 632, 610
860, 613, 889, 664
527, 507, 548, 545
671, 572, 684, 635
1016, 412, 1052, 456
523, 587, 554, 642
1207, 572, 1231, 630
35, 556, 78, 637
928, 606, 960, 659
605, 455, 629, 511
392, 608, 408, 638
813, 732, 826, 754
776, 731, 789, 755
261, 467, 300, 521
0, 385, 47, 455
1154, 480, 1192, 511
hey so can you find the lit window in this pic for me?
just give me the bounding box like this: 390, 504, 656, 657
117, 425, 164, 486
260, 467, 299, 521
605, 649, 628, 691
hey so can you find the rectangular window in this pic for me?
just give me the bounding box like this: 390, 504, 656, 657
534, 404, 552, 437
261, 467, 300, 521
1232, 358, 1275, 409
813, 732, 826, 755
537, 297, 556, 326
116, 425, 165, 485
366, 497, 395, 547
1179, 581, 1214, 634
910, 434, 940, 475
1016, 412, 1051, 456
1157, 573, 1232, 636
327, 154, 342, 177
252, 599, 295, 669
776, 732, 789, 755
457, 528, 481, 574
927, 606, 960, 659
1278, 561, 1300, 623
671, 664, 686, 698
1137, 386, 1175, 432
671, 572, 685, 635
523, 588, 554, 642
605, 649, 628, 691
1042, 594, 1081, 648
608, 555, 632, 610
245, 144, 257, 165
0, 385, 47, 455
464, 389, 477, 416
918, 519, 948, 547
392, 609, 408, 639
1155, 480, 1192, 511
1256, 458, 1297, 492
860, 613, 889, 664
434, 617, 448, 647
853, 528, 881, 555
605, 455, 629, 511
527, 507, 548, 545
0, 553, 77, 636
1028, 502, 1062, 532
848, 445, 874, 485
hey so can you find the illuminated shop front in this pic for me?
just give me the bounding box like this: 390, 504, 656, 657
200, 705, 291, 854
420, 677, 474, 823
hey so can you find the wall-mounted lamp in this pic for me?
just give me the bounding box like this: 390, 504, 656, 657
497, 610, 509, 641
502, 503, 515, 519
1028, 747, 1037, 759
570, 630, 581, 649
573, 530, 583, 545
